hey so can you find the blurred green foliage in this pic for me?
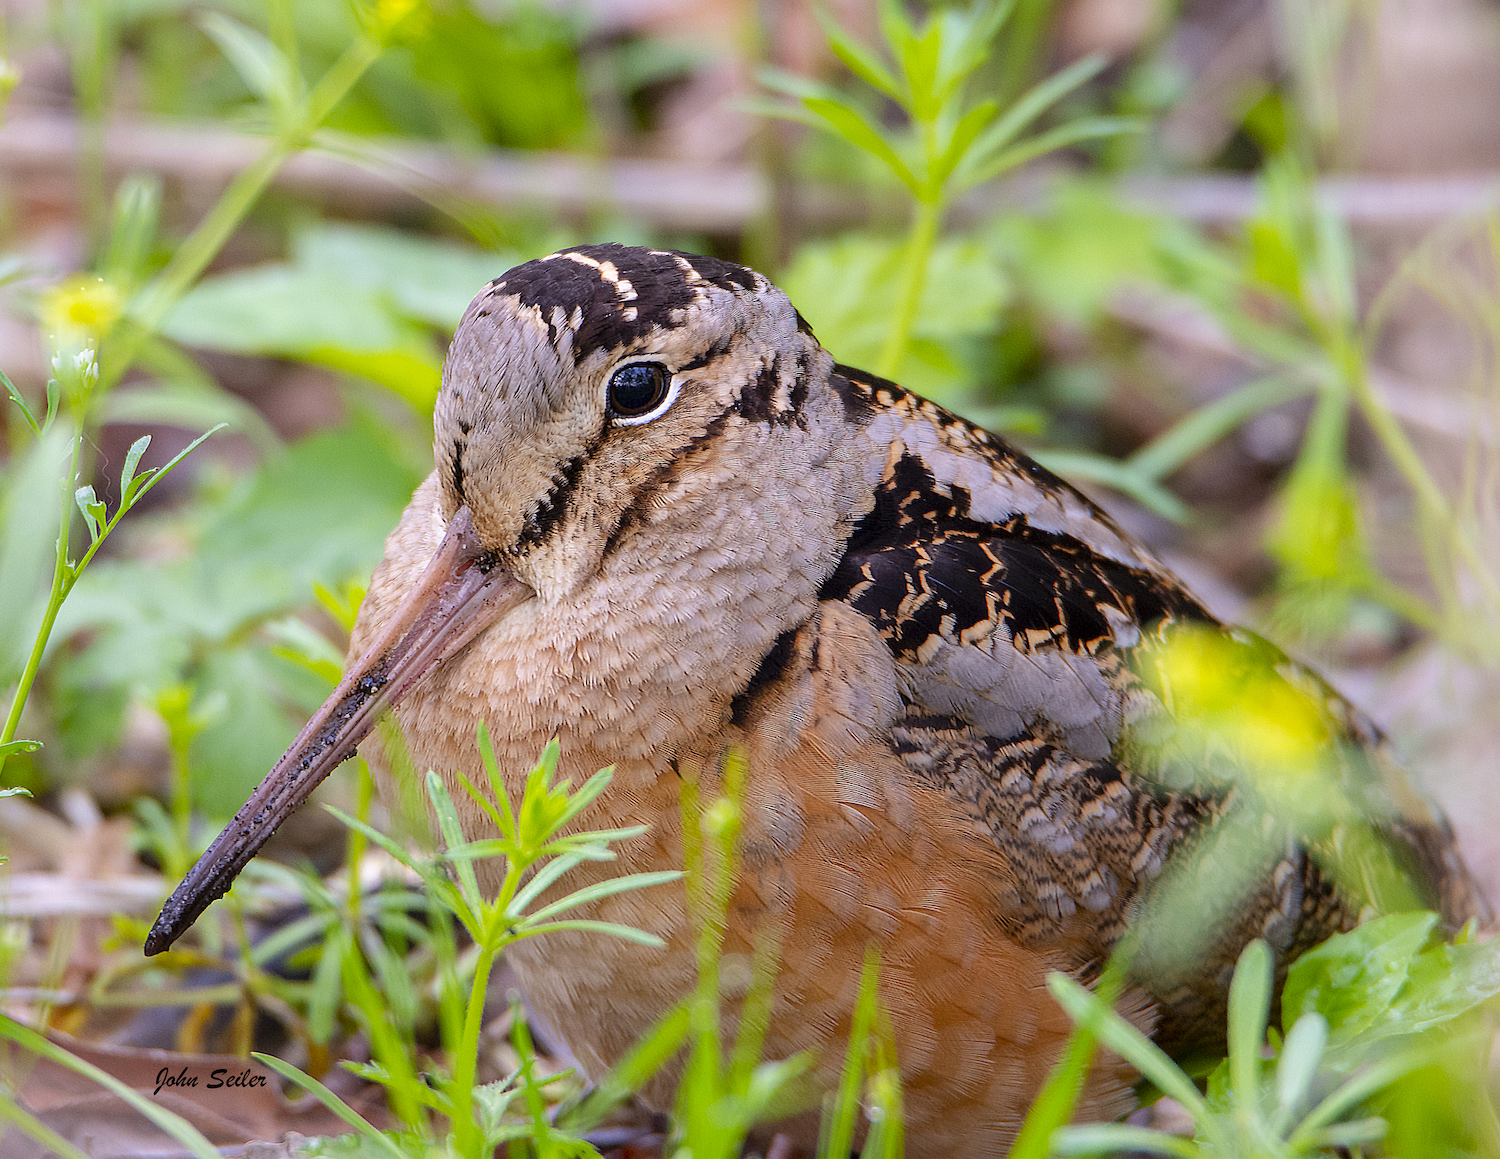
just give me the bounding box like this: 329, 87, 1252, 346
166, 222, 517, 409
52, 412, 424, 812
2, 0, 1499, 1154
1045, 921, 1500, 1158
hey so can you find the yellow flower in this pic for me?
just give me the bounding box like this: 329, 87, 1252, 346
367, 0, 429, 42
1140, 622, 1333, 780
41, 276, 123, 341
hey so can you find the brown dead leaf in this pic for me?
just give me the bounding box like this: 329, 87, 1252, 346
0, 1028, 387, 1158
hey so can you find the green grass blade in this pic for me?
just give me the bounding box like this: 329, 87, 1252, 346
0, 1091, 90, 1159
1052, 1123, 1201, 1157
521, 919, 667, 946
522, 869, 682, 923
1227, 940, 1272, 1129
1045, 974, 1213, 1124
1, 368, 40, 435
1127, 374, 1312, 482
252, 1052, 408, 1159
560, 1001, 692, 1132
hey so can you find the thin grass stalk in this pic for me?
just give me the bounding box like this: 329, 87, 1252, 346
0, 428, 80, 769
113, 31, 383, 383
877, 198, 942, 378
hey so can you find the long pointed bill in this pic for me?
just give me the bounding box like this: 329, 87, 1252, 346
145, 506, 531, 956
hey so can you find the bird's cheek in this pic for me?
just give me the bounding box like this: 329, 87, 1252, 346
505, 533, 603, 603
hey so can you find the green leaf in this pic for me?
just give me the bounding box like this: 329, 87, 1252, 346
1273, 1012, 1329, 1130
0, 740, 40, 759
961, 53, 1109, 175
118, 436, 151, 504
780, 232, 1008, 399
522, 918, 667, 946
1046, 972, 1216, 1130
1285, 912, 1500, 1052
932, 98, 998, 186
197, 12, 297, 114
562, 1001, 693, 1132
0, 424, 73, 687
1028, 450, 1190, 523
100, 175, 162, 291
1051, 1123, 1199, 1157
1247, 219, 1303, 300
1227, 940, 1272, 1125
755, 65, 831, 103
815, 9, 901, 100
74, 486, 105, 546
802, 96, 919, 194
899, 15, 945, 120
429, 769, 482, 913
989, 182, 1180, 324
358, 922, 419, 1031
938, 0, 1017, 94
2, 367, 40, 436
0, 1089, 90, 1159
252, 1053, 408, 1159
102, 383, 281, 457
959, 115, 1142, 190
875, 0, 915, 69
325, 807, 424, 876
1126, 374, 1313, 482
307, 921, 349, 1045
293, 223, 513, 331
162, 222, 506, 412
522, 869, 682, 925
0, 1015, 222, 1159
121, 424, 225, 511
507, 851, 586, 914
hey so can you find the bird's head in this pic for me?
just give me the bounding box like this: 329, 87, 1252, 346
434, 244, 820, 597
145, 245, 848, 954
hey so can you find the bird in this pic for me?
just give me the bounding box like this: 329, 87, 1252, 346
146, 243, 1481, 1154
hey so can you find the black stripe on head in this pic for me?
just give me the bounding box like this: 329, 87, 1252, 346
689, 254, 759, 293
739, 354, 780, 423
451, 436, 467, 504
827, 364, 879, 421
736, 349, 812, 429
489, 245, 760, 363
513, 425, 607, 552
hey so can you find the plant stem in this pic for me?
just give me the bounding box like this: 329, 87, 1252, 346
1, 30, 385, 779
1346, 363, 1500, 619
345, 760, 374, 928
113, 31, 383, 382
0, 430, 80, 776
69, 0, 113, 261
450, 941, 500, 1157
877, 197, 942, 379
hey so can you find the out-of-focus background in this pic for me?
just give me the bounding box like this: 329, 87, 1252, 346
0, 0, 1498, 1154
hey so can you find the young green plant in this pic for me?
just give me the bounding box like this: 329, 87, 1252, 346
760, 0, 1137, 378
270, 726, 680, 1157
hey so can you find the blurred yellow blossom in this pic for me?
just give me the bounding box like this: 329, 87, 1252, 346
366, 0, 429, 42
1133, 622, 1335, 787
41, 276, 123, 342
0, 57, 19, 112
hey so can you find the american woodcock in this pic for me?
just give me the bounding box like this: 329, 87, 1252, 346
147, 244, 1480, 1153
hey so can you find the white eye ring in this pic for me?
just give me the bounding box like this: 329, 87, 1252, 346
608, 359, 683, 426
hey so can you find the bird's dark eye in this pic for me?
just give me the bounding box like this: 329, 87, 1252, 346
608, 362, 673, 422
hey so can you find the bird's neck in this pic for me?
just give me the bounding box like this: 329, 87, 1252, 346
386, 399, 874, 806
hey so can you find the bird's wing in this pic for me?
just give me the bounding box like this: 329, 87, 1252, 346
810, 365, 1477, 1049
